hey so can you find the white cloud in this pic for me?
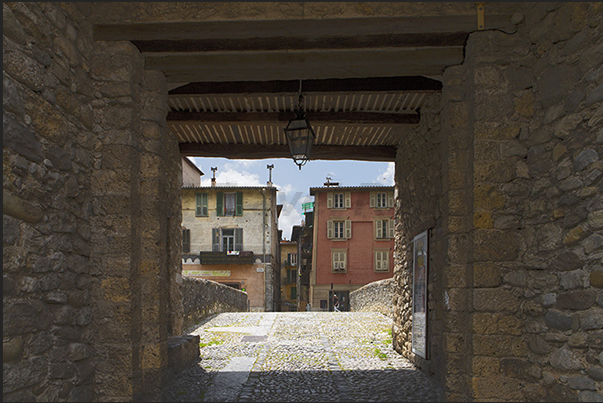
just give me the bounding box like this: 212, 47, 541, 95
200, 168, 264, 187
375, 162, 395, 185
278, 201, 303, 241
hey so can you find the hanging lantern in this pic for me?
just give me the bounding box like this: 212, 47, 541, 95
284, 81, 315, 170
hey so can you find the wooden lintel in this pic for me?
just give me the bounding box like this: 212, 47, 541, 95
168, 111, 419, 125
169, 76, 442, 95
179, 143, 397, 162
94, 15, 515, 42
132, 32, 468, 53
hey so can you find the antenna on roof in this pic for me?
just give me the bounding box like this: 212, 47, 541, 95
324, 175, 339, 187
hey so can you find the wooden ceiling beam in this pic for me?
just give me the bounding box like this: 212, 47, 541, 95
179, 143, 397, 162
94, 15, 516, 42
169, 76, 442, 95
132, 32, 468, 53
148, 47, 463, 82
167, 111, 419, 125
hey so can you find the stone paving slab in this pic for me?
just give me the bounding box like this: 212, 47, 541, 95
162, 312, 444, 402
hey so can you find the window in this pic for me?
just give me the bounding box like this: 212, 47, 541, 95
221, 228, 235, 252
334, 193, 344, 208
327, 220, 351, 239
376, 192, 387, 208
375, 250, 390, 272
216, 191, 243, 216
290, 286, 297, 300
182, 229, 190, 253
332, 250, 347, 272
195, 193, 208, 216
370, 191, 394, 208
287, 253, 297, 265
212, 228, 243, 252
327, 192, 351, 209
286, 269, 297, 284
375, 219, 395, 239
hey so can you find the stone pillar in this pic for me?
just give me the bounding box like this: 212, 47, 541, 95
89, 41, 179, 401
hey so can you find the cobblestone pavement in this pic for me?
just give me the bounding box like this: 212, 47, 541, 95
162, 312, 444, 402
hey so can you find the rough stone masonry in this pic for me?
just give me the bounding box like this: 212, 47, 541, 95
3, 2, 603, 402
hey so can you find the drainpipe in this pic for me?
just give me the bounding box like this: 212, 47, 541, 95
260, 188, 267, 311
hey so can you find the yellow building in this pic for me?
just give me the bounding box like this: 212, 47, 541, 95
279, 240, 298, 311
181, 185, 279, 311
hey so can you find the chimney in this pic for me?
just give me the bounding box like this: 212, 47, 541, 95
211, 167, 217, 187
267, 164, 274, 187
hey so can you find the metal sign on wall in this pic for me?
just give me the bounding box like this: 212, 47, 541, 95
412, 230, 429, 359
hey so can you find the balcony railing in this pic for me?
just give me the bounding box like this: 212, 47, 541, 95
199, 251, 254, 265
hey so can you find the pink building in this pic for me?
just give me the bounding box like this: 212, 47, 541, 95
309, 184, 395, 311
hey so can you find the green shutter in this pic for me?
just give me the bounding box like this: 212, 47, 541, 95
234, 228, 243, 251
196, 193, 208, 216
216, 192, 223, 216
235, 191, 243, 216
182, 229, 190, 253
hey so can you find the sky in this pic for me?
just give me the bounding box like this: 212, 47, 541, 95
188, 157, 395, 240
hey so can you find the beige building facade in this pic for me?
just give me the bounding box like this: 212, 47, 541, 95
279, 241, 299, 311
181, 186, 279, 311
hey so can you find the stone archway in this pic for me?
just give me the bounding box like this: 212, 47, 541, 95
4, 3, 602, 402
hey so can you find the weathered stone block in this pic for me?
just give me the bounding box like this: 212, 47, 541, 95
473, 230, 519, 261
472, 356, 499, 377
473, 335, 528, 357
475, 122, 521, 140
545, 309, 573, 331
101, 277, 131, 303
474, 184, 505, 210
473, 288, 520, 313
444, 265, 467, 288
538, 65, 580, 108
514, 91, 535, 118
472, 376, 523, 400
556, 290, 597, 310
473, 312, 522, 335
550, 346, 583, 371
473, 211, 493, 229
473, 263, 501, 288
500, 358, 540, 381
590, 271, 603, 288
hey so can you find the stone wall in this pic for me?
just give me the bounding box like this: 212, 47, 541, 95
392, 2, 603, 401
3, 3, 98, 401
3, 2, 183, 401
349, 278, 395, 318
181, 277, 249, 331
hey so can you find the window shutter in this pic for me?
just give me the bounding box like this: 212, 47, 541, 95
195, 194, 203, 216
376, 220, 383, 238
235, 192, 243, 216
388, 219, 395, 238
332, 251, 337, 270
388, 192, 394, 208
234, 228, 243, 251
344, 192, 351, 208
202, 193, 208, 216
182, 229, 190, 253
384, 251, 389, 271
375, 251, 380, 271
212, 228, 220, 251
327, 193, 333, 209
341, 251, 346, 269
345, 220, 351, 239
327, 220, 334, 239
370, 192, 376, 207
216, 192, 223, 216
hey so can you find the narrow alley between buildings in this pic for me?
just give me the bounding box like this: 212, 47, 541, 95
162, 312, 444, 402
